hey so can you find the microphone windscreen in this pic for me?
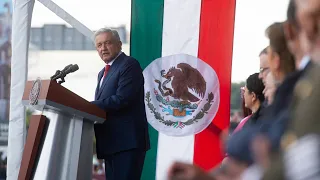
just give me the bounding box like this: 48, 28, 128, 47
62, 64, 73, 72
71, 64, 79, 72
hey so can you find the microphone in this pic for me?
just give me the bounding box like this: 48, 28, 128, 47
51, 64, 79, 84
62, 64, 73, 72
50, 64, 72, 80
64, 64, 79, 75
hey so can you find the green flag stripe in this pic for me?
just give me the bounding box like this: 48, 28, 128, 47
130, 0, 164, 179
130, 0, 164, 69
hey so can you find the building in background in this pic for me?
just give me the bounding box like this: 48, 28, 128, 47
30, 24, 127, 50
27, 24, 130, 101
28, 44, 129, 101
0, 0, 12, 152
0, 2, 12, 178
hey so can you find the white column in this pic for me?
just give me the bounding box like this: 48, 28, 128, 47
7, 0, 35, 179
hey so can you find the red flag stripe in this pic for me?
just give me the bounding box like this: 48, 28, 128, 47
194, 0, 236, 170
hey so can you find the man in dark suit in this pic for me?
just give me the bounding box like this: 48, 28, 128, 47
261, 0, 312, 156
271, 0, 320, 179
281, 64, 320, 180
257, 0, 319, 179
227, 5, 313, 178
91, 28, 150, 180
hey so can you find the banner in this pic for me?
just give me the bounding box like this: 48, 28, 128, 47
131, 0, 236, 179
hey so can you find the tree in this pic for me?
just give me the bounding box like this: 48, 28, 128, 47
25, 108, 34, 130
230, 81, 245, 111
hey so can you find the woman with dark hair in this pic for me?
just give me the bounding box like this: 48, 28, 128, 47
241, 87, 252, 117
232, 73, 265, 133
242, 73, 266, 128
219, 73, 266, 179
232, 87, 252, 134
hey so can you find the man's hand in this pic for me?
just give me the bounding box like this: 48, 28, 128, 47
167, 162, 216, 180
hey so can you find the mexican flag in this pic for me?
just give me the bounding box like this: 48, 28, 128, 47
130, 0, 236, 179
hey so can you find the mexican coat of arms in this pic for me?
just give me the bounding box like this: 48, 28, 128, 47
144, 54, 220, 136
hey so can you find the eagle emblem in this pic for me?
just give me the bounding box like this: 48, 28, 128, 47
143, 54, 220, 136
155, 63, 206, 102
29, 78, 41, 105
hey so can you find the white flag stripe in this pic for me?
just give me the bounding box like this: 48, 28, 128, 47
156, 0, 202, 179
156, 133, 195, 180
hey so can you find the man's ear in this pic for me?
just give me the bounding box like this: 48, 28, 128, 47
119, 41, 122, 47
284, 21, 295, 41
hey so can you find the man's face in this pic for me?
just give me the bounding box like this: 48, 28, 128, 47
284, 21, 302, 60
296, 0, 320, 62
95, 32, 122, 63
259, 53, 270, 85
264, 72, 277, 105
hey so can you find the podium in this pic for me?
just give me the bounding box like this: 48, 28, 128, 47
19, 79, 106, 180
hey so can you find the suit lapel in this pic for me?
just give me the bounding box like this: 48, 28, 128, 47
96, 53, 125, 100
303, 61, 313, 74
95, 70, 104, 100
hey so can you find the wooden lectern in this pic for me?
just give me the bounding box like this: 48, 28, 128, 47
19, 79, 106, 180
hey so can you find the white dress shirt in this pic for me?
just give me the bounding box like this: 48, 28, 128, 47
299, 55, 310, 70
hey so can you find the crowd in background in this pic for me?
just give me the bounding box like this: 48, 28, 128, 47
167, 0, 320, 179
92, 154, 105, 180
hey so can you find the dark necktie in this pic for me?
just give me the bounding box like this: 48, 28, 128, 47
103, 65, 111, 78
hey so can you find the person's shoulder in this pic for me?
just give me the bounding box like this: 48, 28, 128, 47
294, 64, 320, 99
122, 53, 138, 62
276, 71, 301, 95
290, 64, 320, 136
306, 64, 320, 81
227, 127, 259, 164
283, 71, 302, 86
121, 53, 141, 68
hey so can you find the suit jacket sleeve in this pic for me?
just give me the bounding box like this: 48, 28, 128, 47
92, 59, 143, 111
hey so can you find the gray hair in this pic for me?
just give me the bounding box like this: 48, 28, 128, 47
93, 28, 121, 42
